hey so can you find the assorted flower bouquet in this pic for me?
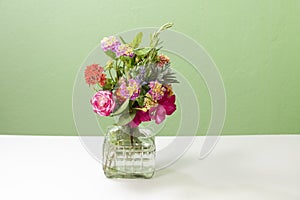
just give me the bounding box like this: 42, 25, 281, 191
84, 23, 178, 129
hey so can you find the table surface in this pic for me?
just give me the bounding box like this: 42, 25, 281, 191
0, 135, 299, 200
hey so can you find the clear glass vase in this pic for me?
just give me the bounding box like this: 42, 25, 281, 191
102, 125, 155, 179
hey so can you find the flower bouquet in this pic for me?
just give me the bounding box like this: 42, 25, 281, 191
84, 23, 178, 179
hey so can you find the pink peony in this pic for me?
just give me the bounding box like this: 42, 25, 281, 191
90, 91, 115, 116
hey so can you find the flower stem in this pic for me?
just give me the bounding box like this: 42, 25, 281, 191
108, 68, 114, 83
130, 128, 134, 146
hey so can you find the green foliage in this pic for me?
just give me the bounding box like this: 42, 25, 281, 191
111, 99, 129, 116
90, 23, 177, 127
135, 96, 144, 107
131, 32, 143, 48
102, 78, 114, 90
119, 36, 127, 44
147, 63, 179, 84
150, 23, 173, 48
105, 50, 116, 59
117, 110, 136, 126
134, 47, 152, 56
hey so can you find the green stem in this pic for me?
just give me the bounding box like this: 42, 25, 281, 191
108, 68, 114, 83
114, 59, 120, 81
130, 135, 133, 146
130, 128, 134, 146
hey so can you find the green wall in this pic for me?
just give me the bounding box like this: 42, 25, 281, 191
0, 0, 299, 135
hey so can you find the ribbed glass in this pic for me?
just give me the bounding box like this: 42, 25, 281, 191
102, 125, 155, 179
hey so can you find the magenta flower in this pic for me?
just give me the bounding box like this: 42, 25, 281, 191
149, 105, 166, 124
129, 110, 151, 128
158, 94, 176, 115
90, 91, 115, 116
149, 94, 177, 124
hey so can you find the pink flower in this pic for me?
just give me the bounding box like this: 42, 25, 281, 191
157, 54, 170, 67
90, 91, 115, 116
99, 74, 107, 87
129, 94, 177, 127
149, 94, 177, 124
158, 94, 176, 115
84, 64, 105, 85
149, 105, 166, 124
129, 110, 151, 128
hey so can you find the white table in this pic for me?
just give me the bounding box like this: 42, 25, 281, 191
0, 135, 299, 200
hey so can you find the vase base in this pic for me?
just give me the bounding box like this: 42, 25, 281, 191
103, 167, 154, 179
102, 125, 156, 179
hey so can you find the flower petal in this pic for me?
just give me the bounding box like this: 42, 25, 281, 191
155, 105, 166, 124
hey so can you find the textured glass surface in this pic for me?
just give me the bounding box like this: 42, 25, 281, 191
103, 125, 155, 179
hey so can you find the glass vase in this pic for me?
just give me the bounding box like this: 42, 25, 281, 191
102, 125, 155, 179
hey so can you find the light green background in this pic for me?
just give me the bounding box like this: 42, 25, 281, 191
0, 0, 299, 135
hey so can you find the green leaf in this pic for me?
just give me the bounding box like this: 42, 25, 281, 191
131, 32, 143, 48
134, 47, 152, 56
105, 50, 116, 59
135, 97, 144, 107
102, 81, 113, 90
110, 99, 129, 116
119, 36, 127, 44
117, 111, 136, 126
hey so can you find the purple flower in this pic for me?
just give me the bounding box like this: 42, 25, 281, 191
127, 79, 140, 100
115, 44, 134, 57
135, 66, 147, 85
100, 36, 121, 52
148, 81, 166, 101
119, 81, 129, 98
118, 79, 140, 100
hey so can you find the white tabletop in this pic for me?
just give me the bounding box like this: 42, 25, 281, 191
0, 135, 299, 200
